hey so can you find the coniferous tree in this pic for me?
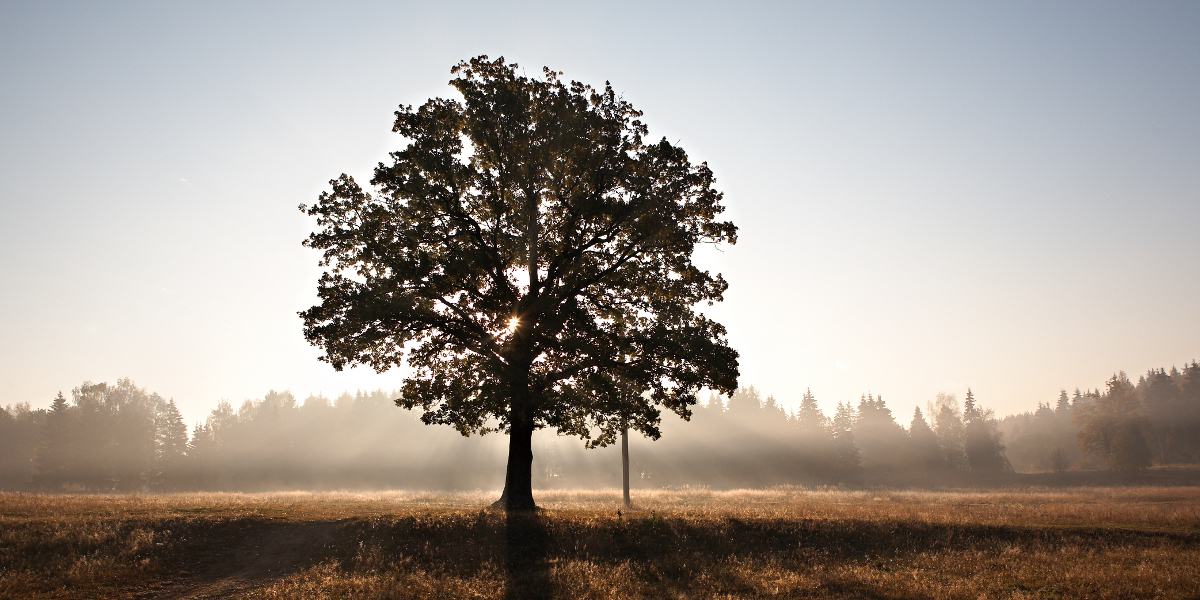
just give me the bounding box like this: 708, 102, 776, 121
1180, 362, 1200, 461
1006, 400, 1054, 472
1075, 373, 1152, 473
1050, 389, 1081, 469
794, 389, 825, 434
831, 401, 862, 481
186, 421, 218, 490
908, 406, 943, 471
154, 399, 189, 487
963, 388, 1006, 473
35, 392, 76, 489
1055, 390, 1071, 414
853, 393, 908, 472
698, 392, 725, 421
762, 394, 787, 425
786, 389, 835, 481
726, 385, 763, 421
1142, 367, 1185, 463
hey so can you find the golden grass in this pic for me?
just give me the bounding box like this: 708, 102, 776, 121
2, 486, 1199, 599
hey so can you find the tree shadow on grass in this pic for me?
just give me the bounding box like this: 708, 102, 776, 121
156, 519, 337, 600
505, 511, 553, 600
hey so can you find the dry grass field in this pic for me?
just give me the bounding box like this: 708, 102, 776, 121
3, 486, 1200, 599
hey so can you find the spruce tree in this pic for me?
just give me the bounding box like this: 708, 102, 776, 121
35, 392, 75, 489
963, 388, 1006, 473
853, 393, 907, 471
1075, 373, 1153, 473
795, 388, 827, 437
1182, 361, 1200, 461
1055, 390, 1071, 414
831, 401, 862, 481
908, 406, 943, 470
1142, 368, 1183, 463
154, 399, 189, 488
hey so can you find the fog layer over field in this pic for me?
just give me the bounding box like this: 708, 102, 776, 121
3, 362, 1199, 492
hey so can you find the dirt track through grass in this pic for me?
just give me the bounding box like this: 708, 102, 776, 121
155, 521, 336, 599
2, 487, 1199, 599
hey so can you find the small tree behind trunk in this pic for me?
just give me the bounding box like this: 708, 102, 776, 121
621, 426, 631, 508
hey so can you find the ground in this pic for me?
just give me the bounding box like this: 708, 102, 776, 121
2, 486, 1199, 599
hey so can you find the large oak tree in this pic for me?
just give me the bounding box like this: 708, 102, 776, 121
300, 56, 739, 510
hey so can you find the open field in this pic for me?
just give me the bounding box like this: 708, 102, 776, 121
3, 487, 1200, 599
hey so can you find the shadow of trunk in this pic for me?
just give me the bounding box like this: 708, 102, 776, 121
505, 511, 552, 600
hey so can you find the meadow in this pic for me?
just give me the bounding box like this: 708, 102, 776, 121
2, 486, 1199, 599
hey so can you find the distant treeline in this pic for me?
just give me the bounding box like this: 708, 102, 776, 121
1002, 364, 1200, 473
1, 362, 1197, 491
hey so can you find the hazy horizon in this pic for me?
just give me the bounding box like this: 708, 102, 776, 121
2, 1, 1198, 427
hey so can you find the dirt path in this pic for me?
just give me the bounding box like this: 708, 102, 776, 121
153, 521, 338, 599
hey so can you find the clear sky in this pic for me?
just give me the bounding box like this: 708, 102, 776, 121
2, 1, 1197, 427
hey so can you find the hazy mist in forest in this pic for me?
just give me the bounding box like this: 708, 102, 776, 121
2, 1, 1199, 426
4, 368, 1198, 492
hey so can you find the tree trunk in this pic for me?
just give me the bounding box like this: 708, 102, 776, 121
494, 420, 537, 511
621, 426, 631, 508
491, 185, 540, 513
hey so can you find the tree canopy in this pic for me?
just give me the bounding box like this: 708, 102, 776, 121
299, 56, 740, 509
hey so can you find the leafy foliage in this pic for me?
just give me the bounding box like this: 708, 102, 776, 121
299, 56, 739, 452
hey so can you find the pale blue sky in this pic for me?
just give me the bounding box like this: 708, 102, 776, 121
2, 1, 1197, 426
